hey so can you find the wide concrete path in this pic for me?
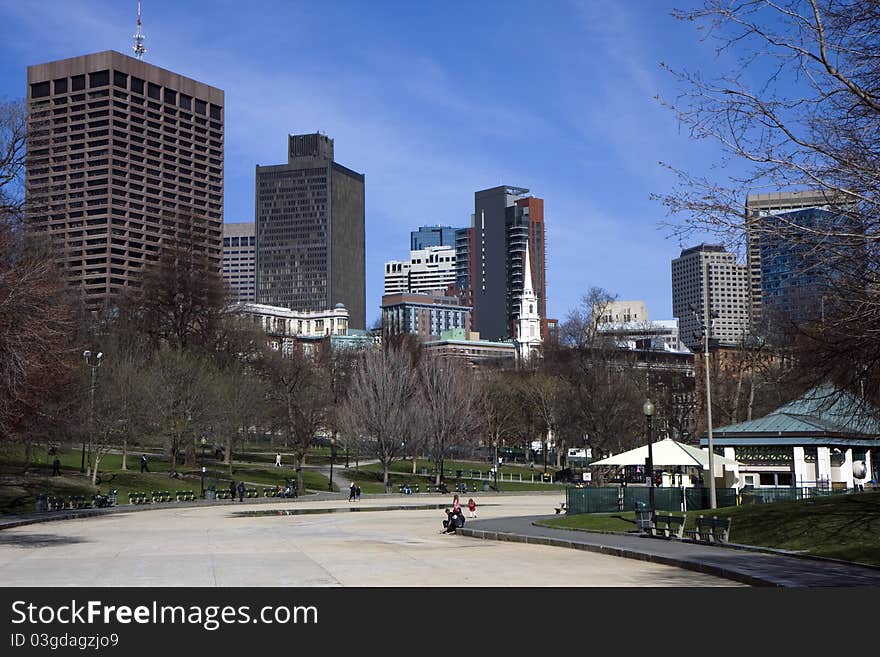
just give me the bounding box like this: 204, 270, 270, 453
462, 516, 880, 587
0, 495, 737, 587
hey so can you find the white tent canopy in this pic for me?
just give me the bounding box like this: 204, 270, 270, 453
590, 438, 740, 470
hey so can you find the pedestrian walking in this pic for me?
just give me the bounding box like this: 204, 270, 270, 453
467, 498, 477, 518
140, 455, 149, 473
51, 457, 61, 476
349, 482, 356, 502
237, 481, 246, 502
452, 494, 461, 514
229, 479, 237, 502
355, 485, 361, 501
275, 453, 282, 467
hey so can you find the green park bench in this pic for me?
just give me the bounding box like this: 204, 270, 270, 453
45, 495, 65, 510
215, 489, 231, 500
128, 491, 149, 505
263, 486, 280, 497
175, 490, 195, 502
67, 495, 90, 509
151, 491, 172, 503
245, 487, 258, 499
685, 516, 732, 545
648, 513, 687, 539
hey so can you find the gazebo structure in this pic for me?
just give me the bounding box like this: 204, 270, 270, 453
591, 438, 742, 489
702, 384, 880, 490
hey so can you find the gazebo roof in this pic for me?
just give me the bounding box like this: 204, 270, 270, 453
705, 383, 880, 443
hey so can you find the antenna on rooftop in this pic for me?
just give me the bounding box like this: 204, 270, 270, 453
133, 0, 147, 60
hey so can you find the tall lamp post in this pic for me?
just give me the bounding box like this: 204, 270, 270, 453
691, 301, 717, 510
199, 437, 207, 498
329, 437, 336, 492
643, 399, 656, 521
82, 350, 103, 475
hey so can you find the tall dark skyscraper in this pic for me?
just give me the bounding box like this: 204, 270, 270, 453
25, 51, 224, 307
255, 133, 365, 328
471, 185, 546, 341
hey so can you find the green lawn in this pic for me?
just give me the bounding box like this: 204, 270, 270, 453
539, 492, 880, 566
0, 444, 335, 514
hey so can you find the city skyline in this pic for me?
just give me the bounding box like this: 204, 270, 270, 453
0, 1, 740, 324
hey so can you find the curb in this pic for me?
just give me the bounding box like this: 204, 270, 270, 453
530, 520, 880, 573
457, 527, 781, 587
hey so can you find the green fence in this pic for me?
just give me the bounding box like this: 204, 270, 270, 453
567, 486, 739, 514
566, 485, 856, 514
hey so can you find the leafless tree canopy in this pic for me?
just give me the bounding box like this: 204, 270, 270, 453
339, 345, 419, 484
416, 353, 481, 484
658, 0, 880, 401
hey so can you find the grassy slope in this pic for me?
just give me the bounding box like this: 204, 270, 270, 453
539, 492, 880, 566
0, 446, 333, 514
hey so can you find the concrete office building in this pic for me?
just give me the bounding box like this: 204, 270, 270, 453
222, 222, 255, 303
255, 133, 365, 328
383, 245, 456, 295
671, 244, 749, 351
410, 225, 458, 251
25, 51, 224, 307
471, 186, 546, 341
596, 300, 649, 324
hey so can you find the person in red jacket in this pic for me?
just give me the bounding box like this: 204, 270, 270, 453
467, 498, 477, 518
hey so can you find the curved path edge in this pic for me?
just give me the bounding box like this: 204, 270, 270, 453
458, 515, 880, 587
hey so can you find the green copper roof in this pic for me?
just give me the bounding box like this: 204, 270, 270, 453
711, 383, 880, 437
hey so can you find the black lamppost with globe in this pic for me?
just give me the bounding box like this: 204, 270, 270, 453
643, 399, 656, 521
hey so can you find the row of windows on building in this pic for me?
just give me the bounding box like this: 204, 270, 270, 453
31, 70, 222, 121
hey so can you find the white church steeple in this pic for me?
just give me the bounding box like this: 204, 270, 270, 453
516, 240, 542, 364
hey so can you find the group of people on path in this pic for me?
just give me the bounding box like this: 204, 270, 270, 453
348, 482, 362, 501
228, 480, 247, 502
442, 494, 477, 533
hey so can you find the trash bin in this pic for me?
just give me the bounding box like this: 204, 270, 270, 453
35, 493, 46, 513
634, 502, 653, 532
482, 482, 490, 492
206, 486, 216, 502
108, 489, 118, 506
385, 482, 393, 494
420, 467, 427, 476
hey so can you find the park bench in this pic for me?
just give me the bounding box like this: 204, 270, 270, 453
245, 487, 258, 499
648, 513, 687, 539
215, 489, 232, 500
47, 495, 66, 511
554, 502, 567, 514
67, 495, 91, 509
685, 516, 732, 545
263, 486, 281, 497
128, 491, 150, 505
151, 491, 172, 503
175, 490, 195, 502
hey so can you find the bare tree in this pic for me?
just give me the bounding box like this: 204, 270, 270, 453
0, 100, 79, 445
146, 348, 220, 474
417, 353, 481, 485
657, 0, 880, 402
88, 349, 151, 485
477, 371, 521, 467
339, 345, 419, 485
260, 347, 328, 494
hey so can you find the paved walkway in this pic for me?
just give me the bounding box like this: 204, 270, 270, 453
0, 495, 737, 587
460, 516, 880, 587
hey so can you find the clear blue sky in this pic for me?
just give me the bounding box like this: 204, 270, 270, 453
0, 0, 728, 325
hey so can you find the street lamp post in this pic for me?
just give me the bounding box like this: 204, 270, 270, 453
691, 301, 717, 510
200, 466, 206, 499
643, 399, 656, 522
199, 437, 207, 498
82, 350, 103, 476
329, 437, 335, 492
